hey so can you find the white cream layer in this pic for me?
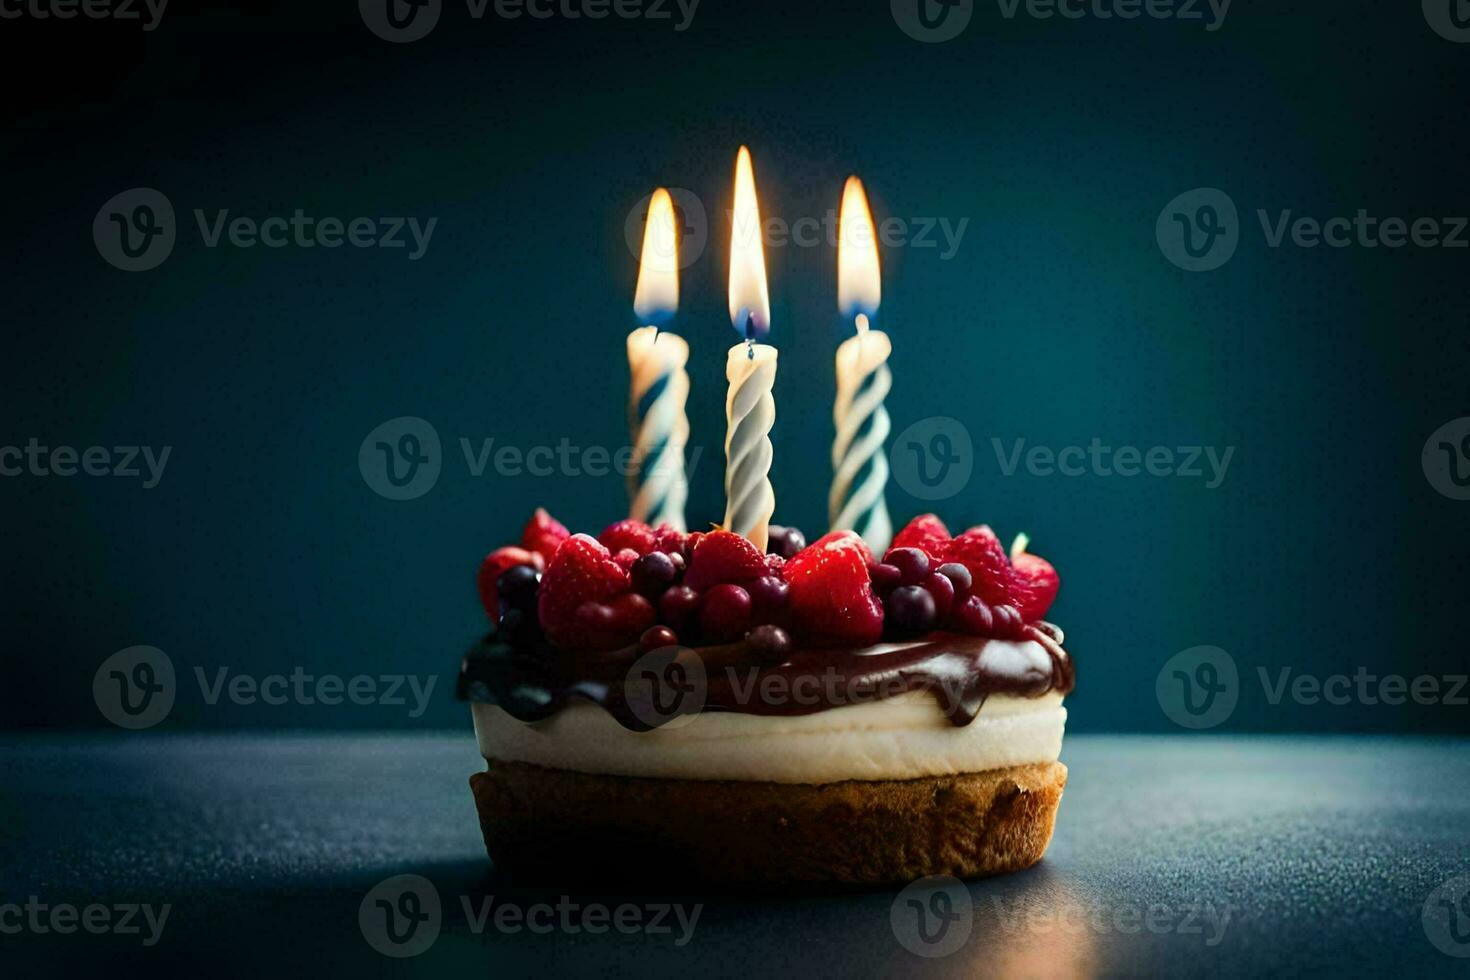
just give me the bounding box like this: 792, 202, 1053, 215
473, 685, 1066, 786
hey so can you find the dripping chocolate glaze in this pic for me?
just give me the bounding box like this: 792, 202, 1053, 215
459, 624, 1074, 733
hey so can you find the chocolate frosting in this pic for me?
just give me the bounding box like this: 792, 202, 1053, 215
458, 624, 1074, 733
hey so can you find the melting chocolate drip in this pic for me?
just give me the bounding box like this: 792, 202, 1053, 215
459, 626, 1074, 733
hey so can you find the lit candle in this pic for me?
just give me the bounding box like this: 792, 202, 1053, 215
627, 188, 690, 531
830, 176, 893, 555
723, 146, 777, 553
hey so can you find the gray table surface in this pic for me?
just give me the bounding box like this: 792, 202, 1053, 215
2, 733, 1469, 977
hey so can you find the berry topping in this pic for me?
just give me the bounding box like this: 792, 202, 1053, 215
890, 513, 951, 560
521, 508, 571, 566
652, 523, 690, 556
599, 519, 657, 556
943, 527, 1020, 609
747, 574, 790, 623
991, 603, 1024, 638
746, 624, 793, 665
934, 562, 972, 596
657, 585, 702, 637
885, 585, 938, 636
497, 606, 541, 648
496, 564, 542, 613
629, 550, 680, 598
785, 531, 883, 646
476, 546, 545, 621
612, 548, 640, 573
537, 534, 631, 650
572, 593, 656, 650
951, 594, 995, 635
763, 552, 787, 576
1010, 542, 1060, 622
920, 570, 955, 620
681, 531, 705, 562
700, 583, 754, 643
766, 524, 807, 560
884, 546, 931, 585
684, 530, 767, 591
640, 625, 679, 652
869, 563, 902, 592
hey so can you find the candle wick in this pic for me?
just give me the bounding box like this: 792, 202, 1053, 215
745, 313, 756, 359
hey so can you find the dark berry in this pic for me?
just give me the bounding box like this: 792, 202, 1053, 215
951, 595, 994, 635
766, 525, 807, 560
746, 624, 792, 665
992, 604, 1024, 638
630, 551, 679, 598
935, 562, 972, 596
922, 571, 955, 620
700, 584, 753, 643
607, 593, 656, 637
884, 585, 937, 635
497, 607, 541, 648
668, 551, 686, 573
496, 563, 541, 612
639, 625, 679, 652
747, 574, 790, 623
869, 563, 903, 592
884, 547, 931, 585
658, 585, 701, 635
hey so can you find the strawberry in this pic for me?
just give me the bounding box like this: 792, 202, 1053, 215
1011, 550, 1060, 622
521, 508, 570, 566
785, 531, 883, 646
599, 519, 656, 556
652, 523, 689, 556
537, 534, 631, 650
685, 530, 768, 591
943, 527, 1019, 609
476, 546, 544, 620
891, 513, 951, 560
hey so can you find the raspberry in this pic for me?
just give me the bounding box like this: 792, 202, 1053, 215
944, 528, 1020, 609
600, 519, 656, 556
612, 548, 640, 573
537, 534, 631, 650
476, 546, 544, 621
1011, 551, 1060, 622
685, 530, 768, 591
764, 553, 786, 576
890, 513, 951, 560
785, 531, 883, 646
652, 523, 690, 556
521, 508, 570, 566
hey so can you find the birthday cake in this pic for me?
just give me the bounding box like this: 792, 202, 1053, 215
458, 510, 1073, 885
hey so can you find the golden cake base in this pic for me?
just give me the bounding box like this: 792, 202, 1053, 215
469, 759, 1066, 886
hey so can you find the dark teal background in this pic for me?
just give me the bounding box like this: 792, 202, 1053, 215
3, 1, 1467, 731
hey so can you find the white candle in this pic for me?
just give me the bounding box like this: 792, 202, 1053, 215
724, 342, 777, 552
627, 326, 690, 531
723, 146, 776, 552
829, 176, 892, 555
627, 188, 689, 529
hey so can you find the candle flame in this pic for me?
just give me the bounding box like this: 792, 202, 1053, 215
838, 176, 881, 321
634, 188, 679, 324
728, 146, 771, 340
